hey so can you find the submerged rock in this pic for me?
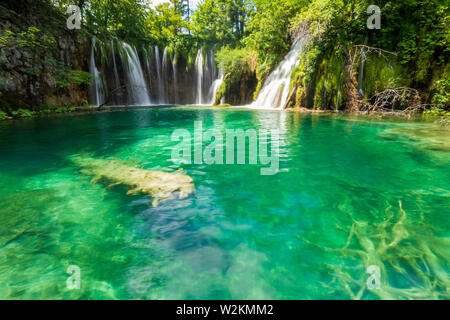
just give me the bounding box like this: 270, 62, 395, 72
71, 156, 195, 207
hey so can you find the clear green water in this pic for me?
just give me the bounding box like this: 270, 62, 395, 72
0, 107, 448, 300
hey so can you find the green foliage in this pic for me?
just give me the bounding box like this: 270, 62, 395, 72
11, 108, 34, 118
46, 58, 93, 88
0, 110, 12, 120
191, 0, 247, 47
431, 78, 450, 108
0, 27, 56, 52
245, 0, 307, 78
215, 46, 256, 104
216, 47, 255, 82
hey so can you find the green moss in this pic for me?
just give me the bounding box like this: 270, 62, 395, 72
214, 80, 227, 105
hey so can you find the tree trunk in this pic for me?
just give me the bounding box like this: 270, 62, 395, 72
343, 47, 359, 112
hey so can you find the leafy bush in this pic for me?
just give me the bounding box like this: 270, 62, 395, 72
431, 78, 450, 109
216, 47, 256, 82
11, 109, 34, 118
0, 110, 12, 120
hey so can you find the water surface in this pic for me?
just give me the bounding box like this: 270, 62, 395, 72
0, 107, 448, 299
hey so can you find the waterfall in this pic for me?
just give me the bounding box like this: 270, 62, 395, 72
121, 42, 151, 106
208, 69, 223, 105
154, 46, 164, 104
89, 38, 105, 106
250, 39, 306, 109
336, 78, 342, 111
111, 40, 120, 92
162, 47, 169, 104
142, 47, 153, 99
173, 53, 178, 104
195, 49, 204, 104
358, 50, 366, 99
89, 38, 223, 107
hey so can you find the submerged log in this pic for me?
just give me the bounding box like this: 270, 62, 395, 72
71, 156, 195, 207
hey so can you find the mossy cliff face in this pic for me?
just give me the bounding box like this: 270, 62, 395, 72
0, 1, 90, 111
215, 70, 257, 106
288, 46, 449, 112
214, 47, 258, 106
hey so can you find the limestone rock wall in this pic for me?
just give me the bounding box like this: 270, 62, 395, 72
0, 1, 90, 110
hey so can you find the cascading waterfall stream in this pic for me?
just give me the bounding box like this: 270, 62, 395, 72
250, 38, 306, 109
120, 42, 151, 106
143, 47, 153, 99
358, 50, 366, 99
111, 40, 120, 92
195, 49, 204, 105
209, 69, 224, 105
173, 53, 178, 104
162, 47, 169, 103
89, 38, 105, 106
154, 46, 164, 104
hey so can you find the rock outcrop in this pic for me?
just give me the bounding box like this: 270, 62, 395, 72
0, 1, 90, 110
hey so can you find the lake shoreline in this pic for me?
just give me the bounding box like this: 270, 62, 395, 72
1, 104, 449, 122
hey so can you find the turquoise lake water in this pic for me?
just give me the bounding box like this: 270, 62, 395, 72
0, 107, 448, 299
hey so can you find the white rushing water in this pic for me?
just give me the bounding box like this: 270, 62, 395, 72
154, 46, 164, 104
111, 40, 120, 91
358, 50, 366, 99
173, 52, 178, 104
89, 39, 223, 106
250, 39, 306, 110
89, 38, 105, 106
162, 47, 169, 103
121, 42, 151, 106
208, 69, 223, 105
195, 49, 204, 104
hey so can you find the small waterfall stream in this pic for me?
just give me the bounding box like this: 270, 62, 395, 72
358, 50, 366, 99
154, 46, 163, 103
173, 53, 178, 104
209, 69, 224, 105
162, 47, 169, 103
195, 49, 204, 104
120, 43, 151, 106
89, 38, 105, 106
250, 38, 306, 109
111, 40, 120, 92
